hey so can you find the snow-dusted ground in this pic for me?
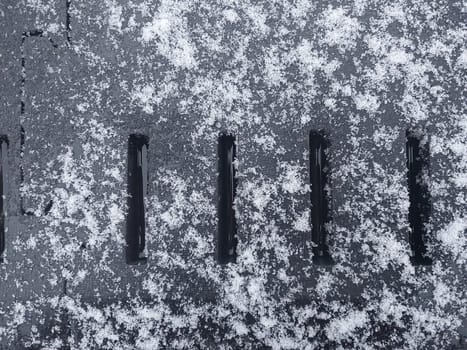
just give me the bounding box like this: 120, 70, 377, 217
0, 0, 466, 349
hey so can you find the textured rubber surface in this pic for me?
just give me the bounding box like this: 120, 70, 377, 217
0, 1, 466, 349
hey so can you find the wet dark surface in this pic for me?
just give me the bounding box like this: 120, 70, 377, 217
309, 130, 333, 265
217, 133, 237, 264
406, 130, 432, 265
127, 134, 148, 264
0, 0, 465, 349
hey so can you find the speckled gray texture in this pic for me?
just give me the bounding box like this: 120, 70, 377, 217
0, 0, 466, 349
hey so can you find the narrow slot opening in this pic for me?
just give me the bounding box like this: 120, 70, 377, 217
0, 136, 8, 262
217, 132, 237, 264
309, 130, 334, 265
66, 0, 72, 43
406, 130, 432, 265
126, 134, 148, 264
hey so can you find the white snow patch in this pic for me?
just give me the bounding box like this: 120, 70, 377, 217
131, 84, 155, 114
223, 9, 239, 23
293, 210, 309, 232
438, 216, 467, 262
140, 4, 197, 69
108, 2, 123, 33
320, 7, 360, 53
387, 48, 413, 65
326, 310, 369, 341
245, 5, 269, 35
372, 126, 399, 151
253, 133, 276, 151
354, 93, 380, 114
264, 49, 285, 87
232, 320, 249, 336
456, 49, 467, 68
433, 282, 456, 308
281, 165, 306, 194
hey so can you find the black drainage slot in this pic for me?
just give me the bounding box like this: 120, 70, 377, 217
126, 134, 148, 265
0, 136, 8, 262
217, 132, 237, 264
309, 130, 334, 265
406, 130, 432, 265
66, 0, 71, 43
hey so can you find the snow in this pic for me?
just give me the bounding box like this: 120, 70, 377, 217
438, 216, 467, 263
320, 7, 360, 53
354, 93, 380, 114
107, 2, 123, 33
1, 0, 466, 348
223, 9, 239, 23
140, 3, 197, 69
326, 310, 369, 341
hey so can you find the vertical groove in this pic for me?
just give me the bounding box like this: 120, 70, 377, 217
309, 130, 334, 265
0, 136, 7, 262
66, 0, 72, 44
20, 30, 55, 217
406, 130, 432, 265
126, 134, 148, 264
20, 34, 27, 215
217, 132, 237, 264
